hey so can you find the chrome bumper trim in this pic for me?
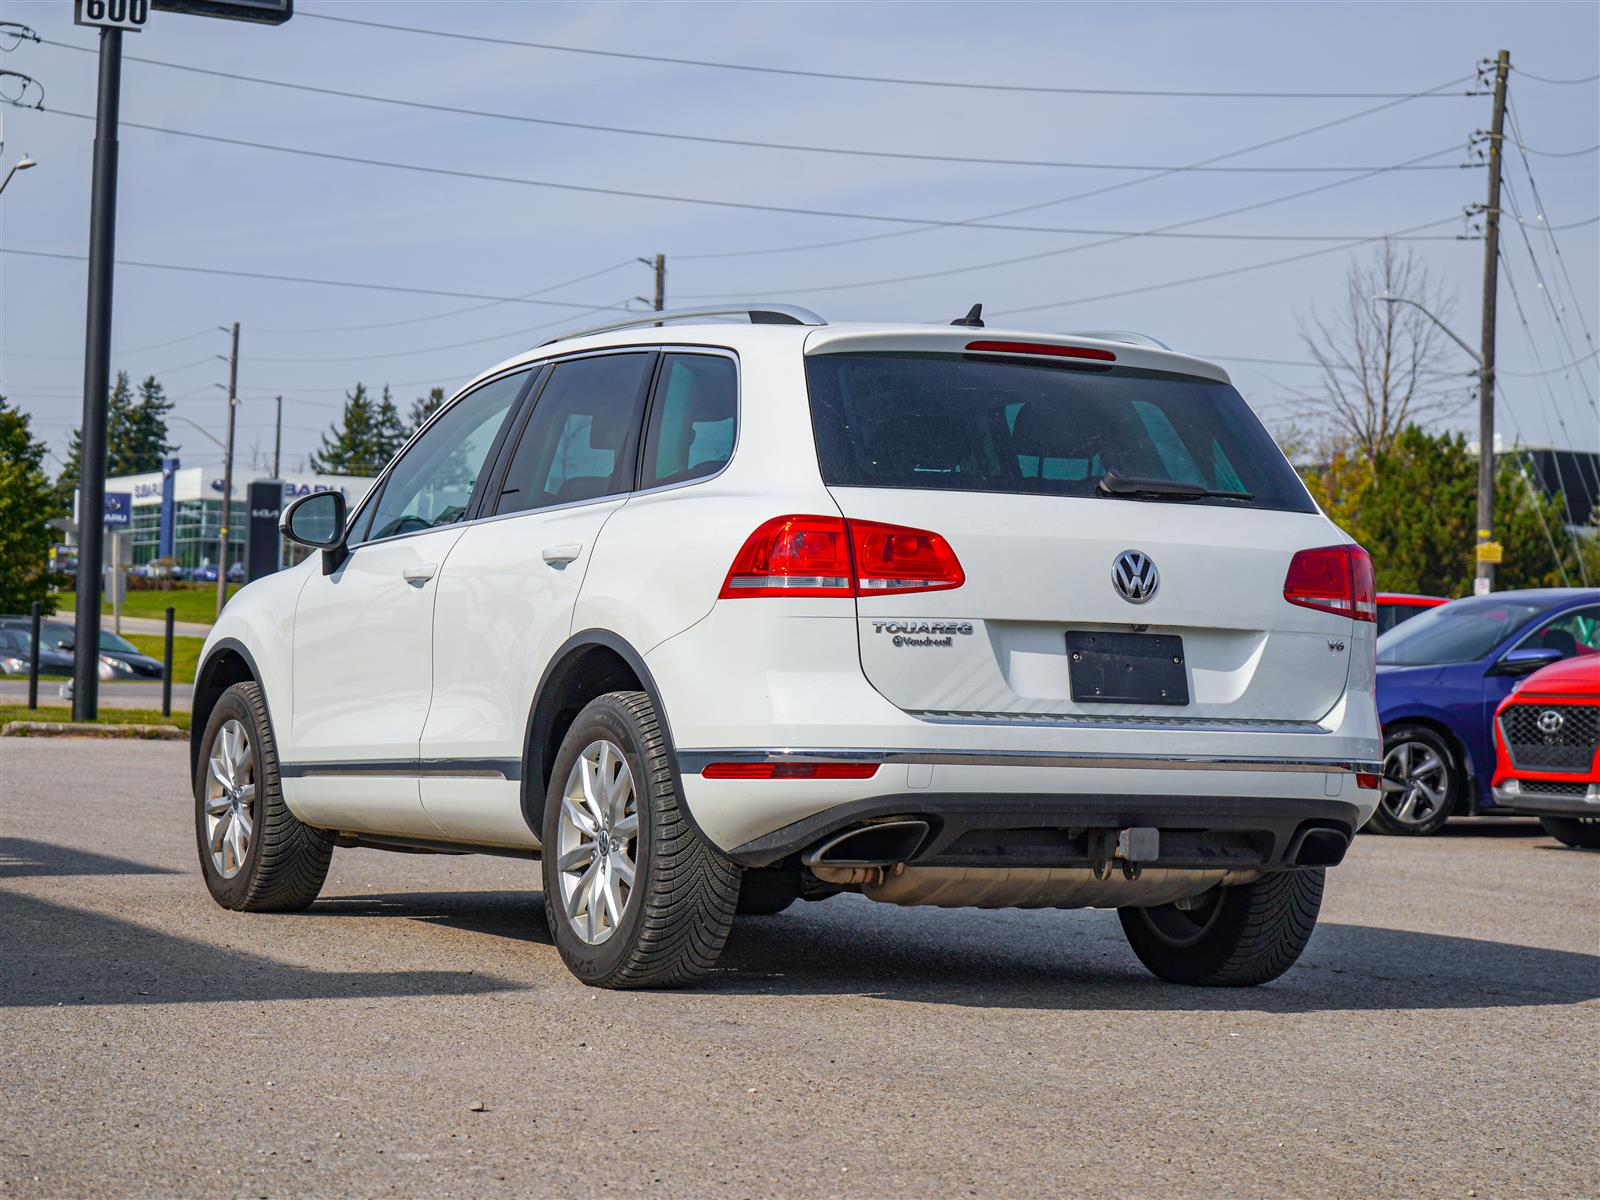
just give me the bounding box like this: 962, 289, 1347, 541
678, 748, 1382, 775
910, 711, 1328, 734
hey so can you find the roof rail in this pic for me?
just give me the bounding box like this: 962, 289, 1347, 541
539, 304, 826, 346
1064, 329, 1173, 351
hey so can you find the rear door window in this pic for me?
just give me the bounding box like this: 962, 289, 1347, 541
494, 352, 655, 515
805, 352, 1314, 513
640, 354, 737, 490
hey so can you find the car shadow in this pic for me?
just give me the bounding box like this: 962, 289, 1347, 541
318, 889, 1600, 1014
0, 890, 525, 1008
0, 836, 182, 879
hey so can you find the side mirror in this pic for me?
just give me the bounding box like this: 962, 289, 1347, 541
1490, 646, 1563, 676
280, 490, 349, 575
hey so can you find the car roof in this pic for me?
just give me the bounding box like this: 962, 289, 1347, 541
461, 320, 1232, 395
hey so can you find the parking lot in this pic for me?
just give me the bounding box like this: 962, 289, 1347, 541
2, 738, 1595, 1199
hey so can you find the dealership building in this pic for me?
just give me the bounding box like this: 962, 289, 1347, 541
61, 460, 376, 576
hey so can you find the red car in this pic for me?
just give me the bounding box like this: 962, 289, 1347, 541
1375, 592, 1448, 637
1492, 655, 1600, 848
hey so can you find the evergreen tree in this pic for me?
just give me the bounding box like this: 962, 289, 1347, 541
119, 375, 175, 474
308, 383, 408, 476
407, 386, 445, 435
0, 396, 59, 615
374, 385, 408, 465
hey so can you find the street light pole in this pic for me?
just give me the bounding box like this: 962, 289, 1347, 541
1375, 291, 1498, 589
216, 322, 240, 619
71, 26, 124, 722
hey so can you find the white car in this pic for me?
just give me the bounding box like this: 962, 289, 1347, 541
191, 305, 1381, 989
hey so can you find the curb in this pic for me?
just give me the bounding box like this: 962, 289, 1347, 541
1, 721, 186, 740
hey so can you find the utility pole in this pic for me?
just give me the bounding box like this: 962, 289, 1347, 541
638, 253, 666, 311
272, 395, 283, 479
70, 26, 124, 722
1475, 49, 1510, 595
216, 321, 240, 620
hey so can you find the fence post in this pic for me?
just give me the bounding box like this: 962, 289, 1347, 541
162, 606, 175, 719
27, 600, 42, 711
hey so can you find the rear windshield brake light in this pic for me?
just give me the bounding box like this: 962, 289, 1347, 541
964, 340, 1116, 362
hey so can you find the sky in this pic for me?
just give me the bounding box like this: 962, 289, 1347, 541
1, 0, 1596, 480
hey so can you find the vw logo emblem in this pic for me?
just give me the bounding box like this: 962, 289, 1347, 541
1537, 709, 1566, 735
1112, 550, 1159, 604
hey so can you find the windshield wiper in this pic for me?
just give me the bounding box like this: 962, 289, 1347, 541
1097, 470, 1253, 502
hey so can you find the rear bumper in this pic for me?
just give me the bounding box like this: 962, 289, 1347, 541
724, 791, 1361, 871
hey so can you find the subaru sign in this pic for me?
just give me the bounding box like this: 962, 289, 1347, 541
103, 492, 132, 527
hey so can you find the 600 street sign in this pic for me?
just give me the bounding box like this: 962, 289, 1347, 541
74, 0, 150, 31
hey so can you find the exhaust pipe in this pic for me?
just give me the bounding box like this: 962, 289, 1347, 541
1287, 824, 1351, 867
802, 819, 930, 885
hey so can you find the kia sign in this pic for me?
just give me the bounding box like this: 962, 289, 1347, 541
103, 492, 132, 528
245, 480, 284, 582
151, 0, 292, 23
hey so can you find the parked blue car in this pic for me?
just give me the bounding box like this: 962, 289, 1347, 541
1373, 588, 1600, 834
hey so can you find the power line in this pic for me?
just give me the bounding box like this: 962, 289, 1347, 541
251, 260, 639, 335
679, 144, 1474, 300
34, 107, 1476, 242
35, 36, 1477, 176
1513, 141, 1600, 158
296, 11, 1487, 100
986, 215, 1466, 318
1511, 67, 1600, 85
0, 246, 637, 309
673, 74, 1478, 261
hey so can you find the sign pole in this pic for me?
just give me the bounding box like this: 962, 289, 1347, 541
71, 25, 123, 722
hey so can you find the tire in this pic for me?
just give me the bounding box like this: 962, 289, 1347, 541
1540, 815, 1600, 849
735, 867, 800, 916
195, 681, 333, 912
541, 691, 741, 988
1369, 724, 1458, 836
1118, 869, 1324, 987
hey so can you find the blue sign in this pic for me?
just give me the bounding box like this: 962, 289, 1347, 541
104, 492, 132, 527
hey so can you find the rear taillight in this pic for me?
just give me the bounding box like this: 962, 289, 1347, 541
719, 516, 964, 599
701, 762, 880, 780
964, 340, 1116, 362
1283, 544, 1376, 622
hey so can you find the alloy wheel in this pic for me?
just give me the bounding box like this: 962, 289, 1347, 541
1381, 738, 1449, 828
555, 739, 640, 946
204, 718, 256, 878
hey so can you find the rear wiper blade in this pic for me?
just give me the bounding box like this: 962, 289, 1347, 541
1097, 470, 1253, 502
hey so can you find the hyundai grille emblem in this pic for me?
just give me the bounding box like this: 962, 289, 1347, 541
1537, 709, 1566, 735
1112, 550, 1159, 604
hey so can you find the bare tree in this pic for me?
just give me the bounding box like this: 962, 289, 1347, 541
1291, 241, 1470, 466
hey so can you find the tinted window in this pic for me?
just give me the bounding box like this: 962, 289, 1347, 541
495, 353, 653, 515
805, 353, 1313, 512
1377, 596, 1548, 665
641, 354, 737, 489
365, 371, 528, 541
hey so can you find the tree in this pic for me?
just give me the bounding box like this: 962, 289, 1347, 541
407, 386, 445, 435
1292, 242, 1472, 467
308, 383, 408, 476
0, 396, 59, 615
53, 371, 174, 509
1302, 425, 1587, 594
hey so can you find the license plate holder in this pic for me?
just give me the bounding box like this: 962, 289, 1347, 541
1066, 631, 1189, 706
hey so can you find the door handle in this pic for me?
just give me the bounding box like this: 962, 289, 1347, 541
542, 544, 583, 566
402, 564, 438, 584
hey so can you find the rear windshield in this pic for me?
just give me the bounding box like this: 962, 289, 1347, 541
804, 352, 1314, 513
1376, 596, 1546, 665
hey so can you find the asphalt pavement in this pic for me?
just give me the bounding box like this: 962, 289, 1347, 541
2, 739, 1596, 1198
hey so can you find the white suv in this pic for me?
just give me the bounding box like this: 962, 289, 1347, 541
191, 305, 1380, 989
